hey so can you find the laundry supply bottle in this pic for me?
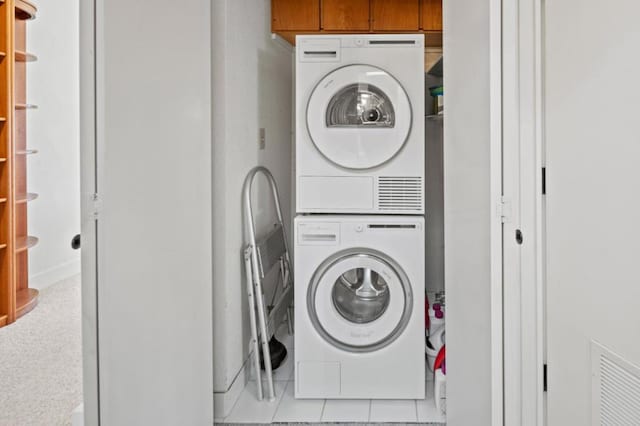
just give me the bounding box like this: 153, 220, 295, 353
434, 359, 446, 415
425, 323, 445, 371
428, 305, 445, 337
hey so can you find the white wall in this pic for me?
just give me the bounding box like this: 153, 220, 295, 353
212, 0, 293, 411
27, 0, 81, 289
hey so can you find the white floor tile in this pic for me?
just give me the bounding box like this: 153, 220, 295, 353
272, 381, 325, 423
321, 399, 371, 423
417, 380, 446, 423
223, 380, 287, 423
369, 399, 418, 423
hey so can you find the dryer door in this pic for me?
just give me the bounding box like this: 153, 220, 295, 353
307, 248, 413, 352
306, 64, 412, 170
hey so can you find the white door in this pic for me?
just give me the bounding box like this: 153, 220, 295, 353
80, 0, 214, 424
545, 1, 640, 424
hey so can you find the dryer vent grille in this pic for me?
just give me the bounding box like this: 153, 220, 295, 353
592, 341, 640, 425
377, 177, 423, 212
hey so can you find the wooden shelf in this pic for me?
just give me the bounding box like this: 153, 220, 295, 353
15, 0, 37, 20
16, 288, 38, 318
16, 149, 38, 155
16, 192, 37, 204
15, 235, 38, 252
15, 103, 37, 110
15, 50, 37, 62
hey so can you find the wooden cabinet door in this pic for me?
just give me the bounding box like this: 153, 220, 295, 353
421, 0, 442, 31
322, 0, 370, 31
272, 0, 320, 31
371, 0, 420, 31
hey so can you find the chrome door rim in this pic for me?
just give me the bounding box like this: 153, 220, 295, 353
305, 64, 413, 170
307, 247, 413, 352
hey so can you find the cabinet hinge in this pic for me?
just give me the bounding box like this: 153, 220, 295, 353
92, 193, 103, 219
543, 363, 548, 392
498, 196, 512, 223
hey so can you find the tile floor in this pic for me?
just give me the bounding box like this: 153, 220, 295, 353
220, 328, 446, 425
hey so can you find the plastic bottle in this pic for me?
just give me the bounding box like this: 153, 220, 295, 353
428, 307, 444, 337
435, 366, 446, 415
425, 324, 445, 371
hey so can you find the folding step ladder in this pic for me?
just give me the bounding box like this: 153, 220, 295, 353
242, 166, 294, 401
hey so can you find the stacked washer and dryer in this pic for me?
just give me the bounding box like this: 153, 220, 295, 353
294, 34, 426, 399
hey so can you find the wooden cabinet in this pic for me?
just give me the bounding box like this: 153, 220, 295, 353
272, 0, 319, 31
371, 0, 420, 31
421, 0, 442, 31
0, 0, 39, 328
271, 0, 443, 47
322, 0, 370, 31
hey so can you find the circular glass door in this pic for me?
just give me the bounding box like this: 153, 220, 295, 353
332, 267, 390, 324
307, 248, 413, 352
306, 65, 412, 170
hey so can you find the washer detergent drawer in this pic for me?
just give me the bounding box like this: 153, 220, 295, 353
297, 222, 340, 246
296, 362, 341, 398
299, 176, 373, 210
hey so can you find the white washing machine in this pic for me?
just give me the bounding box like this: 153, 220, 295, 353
296, 34, 425, 215
294, 215, 425, 399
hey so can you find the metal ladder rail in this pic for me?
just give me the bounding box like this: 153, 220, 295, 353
242, 166, 293, 401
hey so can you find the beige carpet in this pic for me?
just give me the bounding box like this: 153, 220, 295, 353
0, 275, 82, 426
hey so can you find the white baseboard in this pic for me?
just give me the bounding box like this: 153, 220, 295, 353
71, 403, 84, 426
214, 356, 250, 420
29, 258, 81, 290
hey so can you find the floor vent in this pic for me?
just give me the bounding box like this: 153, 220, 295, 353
378, 177, 423, 212
591, 341, 640, 425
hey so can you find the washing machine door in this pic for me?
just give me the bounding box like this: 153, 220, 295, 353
306, 64, 412, 170
307, 248, 413, 352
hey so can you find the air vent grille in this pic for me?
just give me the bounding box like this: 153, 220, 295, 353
592, 341, 640, 425
377, 177, 423, 212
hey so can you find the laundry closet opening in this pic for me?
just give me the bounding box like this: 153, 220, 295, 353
212, 1, 500, 424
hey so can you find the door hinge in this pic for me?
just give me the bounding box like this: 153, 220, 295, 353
543, 363, 548, 392
542, 167, 547, 195
498, 196, 512, 223
92, 193, 103, 219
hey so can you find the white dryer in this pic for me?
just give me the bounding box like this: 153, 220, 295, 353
296, 35, 425, 214
294, 215, 425, 399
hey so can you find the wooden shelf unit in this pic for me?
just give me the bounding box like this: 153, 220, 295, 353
14, 49, 35, 62
15, 102, 36, 109
0, 0, 38, 328
15, 287, 37, 317
15, 191, 37, 203
15, 148, 36, 154
15, 235, 38, 252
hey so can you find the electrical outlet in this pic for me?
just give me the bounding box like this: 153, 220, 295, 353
259, 128, 266, 150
